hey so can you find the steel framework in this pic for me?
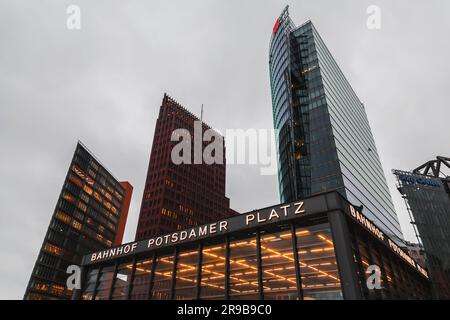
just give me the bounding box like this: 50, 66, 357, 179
412, 156, 450, 178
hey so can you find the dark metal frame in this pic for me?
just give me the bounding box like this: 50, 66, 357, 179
413, 156, 450, 178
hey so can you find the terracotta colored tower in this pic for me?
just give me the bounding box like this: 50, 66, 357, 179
135, 94, 237, 240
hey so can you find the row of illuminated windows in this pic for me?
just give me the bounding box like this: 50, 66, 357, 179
55, 200, 115, 240
161, 207, 177, 220
81, 223, 343, 300
51, 207, 113, 249
29, 279, 66, 297
73, 147, 125, 200
70, 166, 120, 215
63, 178, 119, 228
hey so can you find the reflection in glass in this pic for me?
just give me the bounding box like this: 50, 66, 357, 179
111, 260, 133, 300
81, 268, 99, 300
200, 243, 226, 299
229, 236, 259, 300
174, 249, 198, 300
130, 257, 153, 300
296, 223, 342, 300
94, 265, 115, 300
151, 253, 174, 300
260, 228, 298, 300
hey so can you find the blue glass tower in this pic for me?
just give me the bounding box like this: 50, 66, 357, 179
269, 6, 403, 239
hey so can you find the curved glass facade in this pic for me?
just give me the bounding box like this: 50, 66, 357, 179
269, 7, 403, 239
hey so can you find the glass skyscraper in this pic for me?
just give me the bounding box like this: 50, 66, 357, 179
269, 6, 403, 239
394, 157, 450, 299
24, 142, 133, 300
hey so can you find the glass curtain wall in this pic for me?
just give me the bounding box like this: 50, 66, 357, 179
150, 253, 174, 300
129, 256, 154, 300
260, 225, 299, 300
200, 242, 226, 299
174, 249, 199, 300
295, 223, 342, 300
110, 260, 133, 300
82, 222, 346, 300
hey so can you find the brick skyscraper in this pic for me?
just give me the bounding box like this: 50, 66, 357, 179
135, 94, 237, 240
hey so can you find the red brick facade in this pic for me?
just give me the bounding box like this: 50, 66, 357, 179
135, 94, 237, 240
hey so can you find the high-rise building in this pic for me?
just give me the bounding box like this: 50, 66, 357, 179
24, 142, 133, 300
135, 94, 237, 241
394, 156, 450, 299
269, 6, 402, 239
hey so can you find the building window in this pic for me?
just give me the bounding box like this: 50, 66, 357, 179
83, 185, 93, 195
111, 260, 133, 300
200, 242, 226, 299
228, 235, 259, 300
82, 268, 99, 300
32, 281, 49, 292
77, 201, 87, 212
72, 220, 82, 231
43, 242, 63, 256
130, 257, 153, 300
63, 193, 75, 203
150, 253, 174, 300
50, 284, 65, 296
68, 174, 83, 187
260, 226, 299, 300
55, 211, 71, 225
94, 265, 115, 300
296, 223, 342, 300
174, 248, 198, 300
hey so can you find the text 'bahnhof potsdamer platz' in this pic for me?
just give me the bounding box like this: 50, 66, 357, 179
72, 192, 430, 300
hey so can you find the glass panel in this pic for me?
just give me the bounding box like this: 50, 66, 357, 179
229, 236, 259, 300
200, 243, 226, 300
130, 257, 153, 300
94, 265, 115, 300
296, 223, 342, 300
261, 227, 299, 300
81, 268, 99, 300
174, 249, 198, 300
151, 253, 174, 300
111, 260, 133, 300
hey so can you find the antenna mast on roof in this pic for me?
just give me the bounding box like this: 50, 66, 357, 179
201, 104, 204, 123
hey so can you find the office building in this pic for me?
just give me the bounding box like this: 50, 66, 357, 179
24, 142, 133, 300
394, 156, 450, 299
135, 94, 237, 241
269, 6, 402, 239
73, 191, 430, 300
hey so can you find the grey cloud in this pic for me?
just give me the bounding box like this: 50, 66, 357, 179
1, 0, 449, 299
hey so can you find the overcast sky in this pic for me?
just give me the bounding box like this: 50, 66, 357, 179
1, 0, 449, 299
